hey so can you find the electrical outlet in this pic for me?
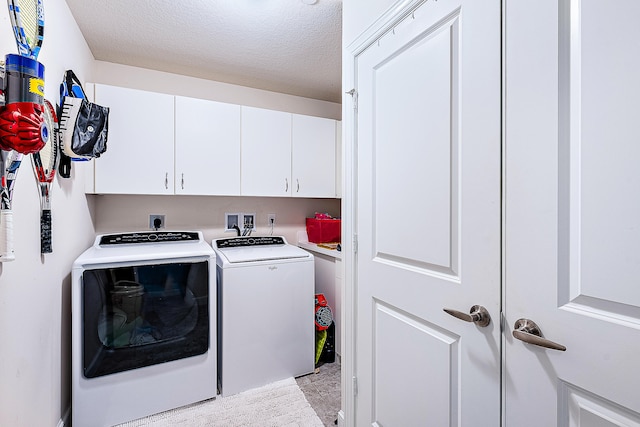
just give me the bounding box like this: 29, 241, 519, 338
149, 214, 165, 230
267, 213, 276, 226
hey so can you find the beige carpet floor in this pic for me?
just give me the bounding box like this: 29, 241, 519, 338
115, 377, 323, 427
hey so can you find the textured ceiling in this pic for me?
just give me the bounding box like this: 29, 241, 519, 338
64, 0, 343, 103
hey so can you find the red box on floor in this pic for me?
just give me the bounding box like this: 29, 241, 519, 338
306, 218, 341, 243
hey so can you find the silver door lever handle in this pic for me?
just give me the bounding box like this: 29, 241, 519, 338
512, 318, 566, 351
443, 305, 491, 327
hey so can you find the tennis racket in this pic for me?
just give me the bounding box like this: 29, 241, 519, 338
31, 100, 58, 253
0, 149, 23, 261
7, 0, 44, 60
0, 0, 45, 260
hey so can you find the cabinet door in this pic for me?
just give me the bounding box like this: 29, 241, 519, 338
241, 106, 292, 196
292, 114, 337, 198
93, 84, 174, 194
175, 97, 241, 195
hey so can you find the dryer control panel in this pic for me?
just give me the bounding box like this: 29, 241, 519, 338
99, 231, 200, 245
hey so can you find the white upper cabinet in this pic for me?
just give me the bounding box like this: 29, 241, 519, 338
241, 107, 339, 198
175, 96, 241, 195
88, 84, 338, 198
240, 106, 292, 197
292, 114, 337, 198
93, 84, 174, 195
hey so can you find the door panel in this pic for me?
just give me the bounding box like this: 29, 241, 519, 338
373, 17, 457, 272
505, 0, 640, 425
373, 301, 459, 426
561, 383, 640, 427
354, 0, 501, 425
562, 0, 640, 312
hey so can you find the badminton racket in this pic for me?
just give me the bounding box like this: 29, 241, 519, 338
31, 100, 58, 253
7, 0, 44, 60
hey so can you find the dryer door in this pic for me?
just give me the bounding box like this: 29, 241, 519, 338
81, 260, 210, 378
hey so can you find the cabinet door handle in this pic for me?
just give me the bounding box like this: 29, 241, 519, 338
285, 178, 289, 192
181, 173, 184, 190
296, 179, 300, 193
165, 173, 168, 189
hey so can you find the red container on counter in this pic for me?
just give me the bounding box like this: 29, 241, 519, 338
306, 218, 341, 243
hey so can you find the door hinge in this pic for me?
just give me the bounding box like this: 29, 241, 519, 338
353, 233, 358, 254
352, 376, 358, 396
346, 88, 358, 112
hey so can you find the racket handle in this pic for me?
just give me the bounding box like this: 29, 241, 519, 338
0, 210, 16, 262
40, 209, 52, 254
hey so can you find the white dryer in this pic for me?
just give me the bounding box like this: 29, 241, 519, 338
213, 236, 315, 397
72, 231, 217, 427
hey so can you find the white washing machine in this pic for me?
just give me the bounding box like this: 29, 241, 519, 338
213, 236, 315, 397
72, 231, 217, 427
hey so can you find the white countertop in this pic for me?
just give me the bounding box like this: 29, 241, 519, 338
297, 231, 342, 260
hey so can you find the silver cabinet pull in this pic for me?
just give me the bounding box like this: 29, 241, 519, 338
296, 178, 300, 193
512, 318, 566, 351
285, 178, 289, 192
181, 173, 184, 190
443, 305, 491, 327
165, 173, 168, 189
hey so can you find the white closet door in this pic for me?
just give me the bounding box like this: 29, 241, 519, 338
351, 0, 501, 425
504, 0, 640, 424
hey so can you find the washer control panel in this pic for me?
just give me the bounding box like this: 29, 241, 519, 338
216, 236, 285, 248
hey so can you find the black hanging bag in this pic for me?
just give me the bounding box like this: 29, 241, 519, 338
57, 70, 110, 177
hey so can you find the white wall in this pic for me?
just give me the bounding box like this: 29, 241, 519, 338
0, 1, 96, 426
343, 0, 399, 46
92, 61, 341, 120
0, 2, 342, 426
93, 195, 340, 246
